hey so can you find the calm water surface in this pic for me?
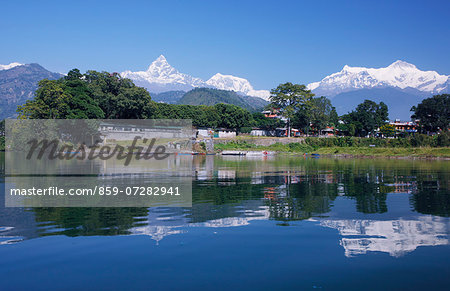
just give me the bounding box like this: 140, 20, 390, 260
1, 153, 449, 290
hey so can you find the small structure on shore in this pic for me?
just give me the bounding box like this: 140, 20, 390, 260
250, 128, 267, 136
216, 128, 236, 138
196, 127, 214, 138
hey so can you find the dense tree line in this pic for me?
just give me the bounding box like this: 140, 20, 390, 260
11, 70, 450, 138
269, 82, 448, 137
16, 69, 267, 131
18, 69, 153, 119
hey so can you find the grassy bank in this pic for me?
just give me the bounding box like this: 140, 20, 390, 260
214, 141, 450, 158
312, 146, 450, 157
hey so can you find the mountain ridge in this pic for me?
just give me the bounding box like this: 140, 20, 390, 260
0, 63, 63, 119
307, 60, 449, 96
177, 88, 268, 112
121, 55, 270, 100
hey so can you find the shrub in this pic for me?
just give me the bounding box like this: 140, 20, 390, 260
436, 131, 450, 147
239, 127, 252, 134
304, 135, 446, 148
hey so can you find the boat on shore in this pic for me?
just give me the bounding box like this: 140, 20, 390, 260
221, 150, 275, 156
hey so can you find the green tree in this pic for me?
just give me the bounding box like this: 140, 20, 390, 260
342, 100, 388, 136
411, 94, 449, 133
18, 70, 104, 119
269, 82, 314, 137
84, 71, 153, 119
380, 123, 396, 137
252, 112, 284, 130
214, 103, 253, 130
17, 69, 154, 120
293, 96, 337, 135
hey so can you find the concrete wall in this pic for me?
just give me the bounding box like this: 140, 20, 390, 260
101, 129, 194, 141
214, 137, 305, 146
250, 130, 267, 136
218, 131, 236, 138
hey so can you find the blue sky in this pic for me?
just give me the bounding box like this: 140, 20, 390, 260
1, 0, 449, 90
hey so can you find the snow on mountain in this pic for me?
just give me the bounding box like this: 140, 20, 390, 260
121, 55, 207, 93
0, 62, 23, 71
121, 55, 269, 99
307, 60, 449, 96
320, 216, 449, 257
206, 73, 270, 100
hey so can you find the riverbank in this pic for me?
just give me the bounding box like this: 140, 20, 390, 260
214, 140, 450, 159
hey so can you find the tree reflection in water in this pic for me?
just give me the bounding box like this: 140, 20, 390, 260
1, 154, 449, 256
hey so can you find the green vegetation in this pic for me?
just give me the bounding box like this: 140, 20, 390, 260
151, 102, 254, 129
9, 69, 449, 159
252, 112, 285, 130
379, 123, 396, 137
313, 147, 450, 157
339, 100, 388, 136
214, 133, 450, 157
215, 140, 450, 157
18, 69, 154, 119
293, 96, 338, 134
178, 87, 268, 112
411, 94, 449, 133
15, 70, 270, 132
269, 82, 314, 136
215, 140, 315, 153
304, 133, 450, 148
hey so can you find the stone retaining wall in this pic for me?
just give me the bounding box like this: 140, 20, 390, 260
213, 137, 305, 146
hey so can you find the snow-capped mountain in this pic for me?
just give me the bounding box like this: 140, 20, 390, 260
0, 62, 23, 71
121, 55, 270, 100
319, 216, 449, 257
307, 60, 449, 119
121, 55, 207, 93
206, 73, 270, 99
307, 60, 449, 96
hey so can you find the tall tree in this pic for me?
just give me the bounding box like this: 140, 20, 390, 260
293, 96, 338, 135
342, 100, 388, 136
17, 69, 154, 119
18, 76, 104, 119
411, 94, 449, 133
269, 82, 314, 137
84, 71, 153, 119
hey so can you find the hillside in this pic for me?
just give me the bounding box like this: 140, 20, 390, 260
151, 90, 185, 104
177, 88, 268, 112
0, 63, 63, 119
332, 87, 428, 119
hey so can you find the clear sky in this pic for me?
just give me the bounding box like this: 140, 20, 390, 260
1, 0, 449, 90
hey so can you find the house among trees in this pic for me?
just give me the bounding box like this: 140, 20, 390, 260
389, 119, 417, 133
262, 109, 287, 122
321, 127, 335, 136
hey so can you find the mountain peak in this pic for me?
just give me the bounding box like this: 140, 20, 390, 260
121, 55, 270, 99
0, 62, 23, 71
308, 60, 449, 96
147, 54, 172, 72
206, 73, 270, 100
388, 60, 416, 70
156, 54, 167, 62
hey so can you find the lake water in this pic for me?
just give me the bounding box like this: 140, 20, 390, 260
1, 153, 449, 290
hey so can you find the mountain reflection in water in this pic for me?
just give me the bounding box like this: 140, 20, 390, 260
1, 154, 449, 258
